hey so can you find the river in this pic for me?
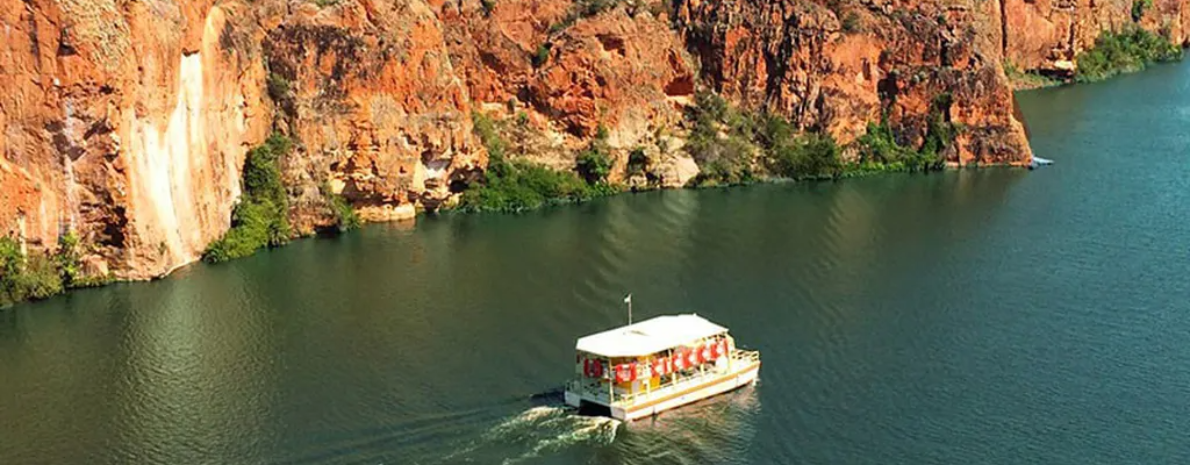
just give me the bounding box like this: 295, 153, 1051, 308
3, 60, 1190, 464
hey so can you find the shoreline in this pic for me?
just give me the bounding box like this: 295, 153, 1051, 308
0, 162, 1034, 312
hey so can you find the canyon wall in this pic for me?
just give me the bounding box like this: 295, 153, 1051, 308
1, 0, 1186, 280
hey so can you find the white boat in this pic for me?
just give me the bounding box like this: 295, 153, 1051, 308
564, 314, 761, 421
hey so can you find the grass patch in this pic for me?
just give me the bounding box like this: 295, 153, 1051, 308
460, 113, 619, 213
1075, 27, 1182, 83
204, 133, 293, 263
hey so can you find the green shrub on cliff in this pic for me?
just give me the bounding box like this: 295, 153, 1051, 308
854, 95, 952, 172
54, 232, 81, 287
322, 184, 360, 233
461, 160, 611, 212
1, 237, 29, 306
685, 90, 953, 182
0, 234, 93, 307
1132, 0, 1153, 21
1076, 28, 1182, 83
755, 113, 842, 179
576, 126, 613, 183
204, 133, 293, 263
266, 73, 291, 101
461, 113, 618, 213
533, 43, 551, 68
763, 131, 843, 180
685, 91, 758, 185
472, 111, 507, 161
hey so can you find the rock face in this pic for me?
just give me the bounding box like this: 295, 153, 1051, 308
0, 0, 1185, 279
674, 0, 1030, 165
1003, 0, 1190, 73
1, 0, 270, 279
263, 1, 483, 231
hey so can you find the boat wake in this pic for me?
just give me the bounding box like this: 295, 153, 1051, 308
436, 405, 620, 464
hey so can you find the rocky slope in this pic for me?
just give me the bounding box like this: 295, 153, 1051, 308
1, 0, 1186, 281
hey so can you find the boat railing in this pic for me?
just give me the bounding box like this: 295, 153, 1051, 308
613, 351, 761, 407
732, 349, 760, 365
570, 350, 762, 407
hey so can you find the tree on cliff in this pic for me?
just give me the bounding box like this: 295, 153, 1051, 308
204, 134, 293, 263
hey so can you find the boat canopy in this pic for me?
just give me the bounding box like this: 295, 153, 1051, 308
575, 314, 728, 358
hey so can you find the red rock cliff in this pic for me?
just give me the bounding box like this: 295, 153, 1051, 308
1, 0, 1185, 279
1003, 0, 1190, 73
1, 0, 271, 279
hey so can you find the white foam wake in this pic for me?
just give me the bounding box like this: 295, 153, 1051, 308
438, 406, 620, 464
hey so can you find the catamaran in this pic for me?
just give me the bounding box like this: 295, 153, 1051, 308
564, 314, 761, 421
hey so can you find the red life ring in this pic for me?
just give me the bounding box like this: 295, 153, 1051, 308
671, 353, 683, 370
684, 349, 697, 367
592, 360, 603, 378
583, 358, 591, 377
615, 363, 637, 383
698, 344, 711, 364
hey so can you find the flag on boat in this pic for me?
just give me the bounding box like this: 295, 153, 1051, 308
624, 294, 632, 304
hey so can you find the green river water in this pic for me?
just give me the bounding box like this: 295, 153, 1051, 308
2, 61, 1189, 464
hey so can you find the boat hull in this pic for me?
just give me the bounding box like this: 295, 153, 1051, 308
566, 362, 760, 422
